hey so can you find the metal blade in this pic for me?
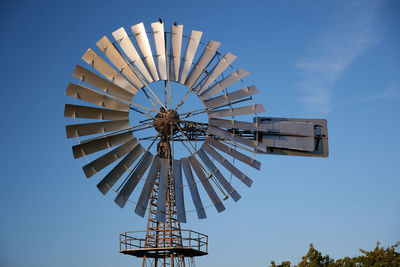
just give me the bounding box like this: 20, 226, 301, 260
197, 149, 241, 202
97, 143, 145, 195
209, 125, 265, 151
156, 158, 169, 222
185, 40, 221, 89
199, 68, 249, 100
207, 104, 265, 118
205, 137, 261, 170
203, 85, 259, 108
81, 49, 137, 95
188, 155, 225, 213
194, 53, 237, 95
72, 65, 133, 101
115, 152, 154, 208
64, 104, 129, 120
82, 137, 138, 178
131, 22, 159, 81
72, 131, 133, 159
112, 27, 153, 83
66, 119, 129, 138
173, 159, 186, 223
181, 158, 206, 219
202, 143, 253, 187
96, 36, 142, 90
65, 83, 130, 111
150, 22, 167, 80
169, 24, 183, 82
179, 30, 202, 84
135, 157, 161, 217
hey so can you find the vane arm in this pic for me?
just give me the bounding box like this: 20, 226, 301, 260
179, 107, 210, 119
181, 120, 255, 153
180, 120, 209, 126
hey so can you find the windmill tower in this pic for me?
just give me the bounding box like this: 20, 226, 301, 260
64, 20, 328, 267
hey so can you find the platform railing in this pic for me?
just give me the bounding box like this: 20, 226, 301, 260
119, 229, 208, 254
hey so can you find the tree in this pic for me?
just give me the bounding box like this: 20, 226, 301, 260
354, 241, 400, 266
297, 244, 334, 267
269, 241, 400, 267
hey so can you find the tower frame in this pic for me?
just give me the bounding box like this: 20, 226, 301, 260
119, 138, 208, 267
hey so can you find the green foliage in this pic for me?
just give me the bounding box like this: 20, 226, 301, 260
297, 244, 334, 267
269, 241, 400, 267
355, 241, 400, 266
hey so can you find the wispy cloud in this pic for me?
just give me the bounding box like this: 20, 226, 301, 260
342, 82, 400, 104
295, 0, 381, 116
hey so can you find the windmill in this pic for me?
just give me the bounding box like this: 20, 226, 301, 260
64, 20, 328, 267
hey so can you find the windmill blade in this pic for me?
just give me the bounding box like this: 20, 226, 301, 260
81, 49, 137, 95
197, 149, 241, 202
156, 158, 169, 222
194, 52, 237, 95
72, 131, 133, 159
185, 40, 221, 89
96, 36, 143, 90
112, 27, 153, 83
96, 143, 144, 195
205, 137, 261, 170
64, 104, 129, 120
82, 137, 138, 178
202, 143, 253, 187
131, 22, 159, 81
207, 104, 265, 118
114, 152, 154, 208
66, 119, 129, 138
150, 22, 167, 80
188, 155, 225, 213
65, 83, 130, 111
181, 158, 206, 219
169, 24, 183, 82
209, 125, 265, 152
135, 157, 161, 217
203, 85, 259, 108
179, 30, 202, 84
72, 65, 134, 101
173, 159, 186, 223
199, 68, 249, 100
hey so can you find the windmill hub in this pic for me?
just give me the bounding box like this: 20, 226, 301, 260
153, 108, 179, 136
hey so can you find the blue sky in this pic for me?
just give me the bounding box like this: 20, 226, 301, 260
1, 0, 399, 266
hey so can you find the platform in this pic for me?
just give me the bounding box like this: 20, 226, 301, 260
119, 229, 208, 258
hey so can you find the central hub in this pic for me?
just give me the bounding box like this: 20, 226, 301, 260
153, 108, 180, 137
